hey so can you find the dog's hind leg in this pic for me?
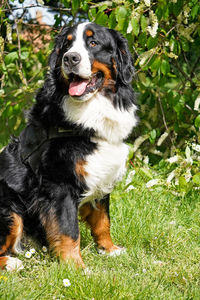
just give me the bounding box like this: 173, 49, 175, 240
0, 212, 24, 271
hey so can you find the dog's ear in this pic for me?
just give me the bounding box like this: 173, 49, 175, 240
49, 27, 69, 70
109, 29, 134, 84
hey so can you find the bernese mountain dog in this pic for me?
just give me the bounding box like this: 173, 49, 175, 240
0, 22, 137, 271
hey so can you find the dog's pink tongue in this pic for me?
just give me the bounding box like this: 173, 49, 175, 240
69, 79, 89, 96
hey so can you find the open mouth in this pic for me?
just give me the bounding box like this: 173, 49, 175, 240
68, 72, 103, 97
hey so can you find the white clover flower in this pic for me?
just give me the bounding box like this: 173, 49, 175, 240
25, 251, 32, 258
167, 155, 179, 164
146, 179, 160, 188
63, 279, 71, 287
143, 268, 147, 273
30, 248, 36, 254
42, 246, 48, 252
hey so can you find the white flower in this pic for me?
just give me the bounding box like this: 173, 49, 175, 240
194, 95, 200, 111
144, 0, 150, 6
126, 185, 136, 191
147, 11, 158, 38
132, 135, 149, 152
157, 132, 168, 146
42, 246, 47, 252
146, 179, 160, 188
166, 171, 175, 184
30, 248, 36, 254
169, 220, 176, 225
192, 143, 200, 152
127, 21, 133, 34
143, 156, 149, 165
25, 251, 32, 258
153, 260, 164, 266
143, 268, 147, 273
167, 155, 179, 164
125, 170, 136, 185
63, 279, 71, 287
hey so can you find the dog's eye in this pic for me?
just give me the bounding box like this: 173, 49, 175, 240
89, 41, 97, 47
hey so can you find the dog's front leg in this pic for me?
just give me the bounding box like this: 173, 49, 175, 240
80, 195, 125, 256
40, 194, 84, 267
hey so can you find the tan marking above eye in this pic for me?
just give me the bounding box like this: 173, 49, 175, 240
67, 34, 73, 41
86, 30, 93, 37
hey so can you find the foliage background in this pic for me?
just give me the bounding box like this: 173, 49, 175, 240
0, 0, 200, 193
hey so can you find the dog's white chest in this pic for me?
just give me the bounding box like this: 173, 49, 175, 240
80, 139, 129, 205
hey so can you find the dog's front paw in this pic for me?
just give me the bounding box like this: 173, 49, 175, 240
5, 257, 24, 272
97, 246, 126, 257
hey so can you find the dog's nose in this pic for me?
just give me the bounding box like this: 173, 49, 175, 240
63, 52, 81, 68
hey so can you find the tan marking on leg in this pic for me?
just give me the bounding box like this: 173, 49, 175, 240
75, 160, 88, 178
80, 203, 118, 252
56, 235, 84, 267
0, 213, 23, 255
41, 210, 84, 267
0, 256, 8, 270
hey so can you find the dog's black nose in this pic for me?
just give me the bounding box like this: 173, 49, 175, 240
63, 52, 81, 68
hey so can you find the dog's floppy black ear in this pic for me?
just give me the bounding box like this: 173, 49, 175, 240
109, 29, 134, 84
49, 27, 69, 70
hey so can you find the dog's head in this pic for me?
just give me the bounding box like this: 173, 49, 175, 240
49, 22, 134, 102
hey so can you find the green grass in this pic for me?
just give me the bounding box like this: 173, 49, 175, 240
0, 172, 199, 300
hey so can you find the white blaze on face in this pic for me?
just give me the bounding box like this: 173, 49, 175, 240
67, 22, 91, 79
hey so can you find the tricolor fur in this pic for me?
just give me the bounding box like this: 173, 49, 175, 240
0, 22, 137, 270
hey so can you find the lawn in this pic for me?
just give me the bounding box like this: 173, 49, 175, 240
0, 170, 199, 300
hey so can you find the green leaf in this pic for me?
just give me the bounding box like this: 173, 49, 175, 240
191, 4, 199, 19
116, 7, 128, 31
193, 173, 200, 185
131, 17, 140, 36
138, 32, 147, 47
150, 129, 157, 139
21, 52, 29, 60
150, 56, 161, 71
4, 52, 18, 64
141, 15, 147, 32
179, 176, 187, 188
95, 11, 108, 26
161, 59, 170, 75
147, 37, 158, 50
72, 0, 80, 15
194, 115, 200, 128
140, 167, 153, 179
116, 7, 127, 20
